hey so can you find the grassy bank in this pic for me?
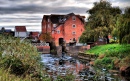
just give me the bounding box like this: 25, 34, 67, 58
86, 44, 130, 69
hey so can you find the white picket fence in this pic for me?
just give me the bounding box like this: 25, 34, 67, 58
32, 43, 49, 46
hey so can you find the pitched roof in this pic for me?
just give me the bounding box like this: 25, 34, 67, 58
43, 13, 85, 24
50, 15, 65, 24
15, 26, 27, 32
30, 32, 39, 37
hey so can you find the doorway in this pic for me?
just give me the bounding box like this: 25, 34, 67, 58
59, 38, 64, 46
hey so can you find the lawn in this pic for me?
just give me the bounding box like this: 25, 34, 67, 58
86, 44, 130, 69
86, 44, 130, 56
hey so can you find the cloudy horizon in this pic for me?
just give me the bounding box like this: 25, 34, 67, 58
0, 0, 130, 32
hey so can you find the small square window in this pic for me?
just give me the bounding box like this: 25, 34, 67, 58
57, 30, 60, 34
72, 31, 76, 34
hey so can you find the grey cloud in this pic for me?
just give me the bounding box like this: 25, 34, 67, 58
0, 4, 88, 14
0, 17, 42, 23
0, 0, 130, 31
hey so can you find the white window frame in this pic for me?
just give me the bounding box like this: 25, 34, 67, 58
72, 31, 76, 34
72, 16, 76, 21
48, 18, 50, 22
53, 24, 57, 28
57, 30, 60, 34
72, 24, 76, 28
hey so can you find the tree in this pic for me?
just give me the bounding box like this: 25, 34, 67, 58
80, 0, 121, 43
118, 7, 130, 44
0, 27, 5, 34
39, 33, 52, 42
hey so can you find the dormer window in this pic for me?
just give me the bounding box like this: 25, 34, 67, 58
72, 24, 76, 28
53, 24, 57, 28
72, 16, 76, 21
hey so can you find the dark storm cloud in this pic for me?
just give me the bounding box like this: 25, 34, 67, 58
0, 0, 130, 15
0, 0, 90, 15
0, 4, 88, 14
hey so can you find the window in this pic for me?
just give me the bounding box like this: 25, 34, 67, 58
57, 30, 60, 34
52, 31, 54, 34
72, 16, 76, 21
72, 24, 76, 28
72, 31, 76, 34
48, 24, 50, 28
44, 24, 46, 28
48, 18, 50, 22
53, 24, 57, 27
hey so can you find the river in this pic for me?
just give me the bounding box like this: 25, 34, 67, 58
41, 54, 129, 81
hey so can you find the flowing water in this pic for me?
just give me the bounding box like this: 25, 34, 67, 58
41, 54, 129, 81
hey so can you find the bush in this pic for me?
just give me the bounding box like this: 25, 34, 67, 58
94, 57, 113, 69
0, 35, 44, 80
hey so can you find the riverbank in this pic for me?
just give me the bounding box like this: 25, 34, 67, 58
83, 44, 130, 76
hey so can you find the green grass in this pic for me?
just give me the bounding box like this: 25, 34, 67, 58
86, 44, 130, 56
86, 44, 130, 69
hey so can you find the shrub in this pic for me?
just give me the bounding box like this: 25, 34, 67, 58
94, 57, 113, 69
0, 35, 44, 80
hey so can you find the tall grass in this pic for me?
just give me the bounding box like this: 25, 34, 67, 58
0, 35, 46, 80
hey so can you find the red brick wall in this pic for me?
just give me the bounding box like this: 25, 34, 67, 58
64, 15, 85, 43
42, 17, 52, 33
41, 15, 85, 46
42, 17, 46, 33
52, 25, 64, 45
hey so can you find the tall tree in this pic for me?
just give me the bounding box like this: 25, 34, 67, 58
80, 0, 121, 43
118, 7, 130, 44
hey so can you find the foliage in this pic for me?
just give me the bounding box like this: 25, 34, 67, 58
39, 33, 52, 42
118, 7, 130, 44
0, 35, 47, 80
94, 57, 113, 69
86, 44, 130, 69
79, 26, 94, 43
56, 73, 75, 81
80, 0, 121, 43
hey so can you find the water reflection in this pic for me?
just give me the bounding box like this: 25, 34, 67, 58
41, 54, 129, 81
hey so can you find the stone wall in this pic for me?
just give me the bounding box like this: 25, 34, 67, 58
56, 45, 90, 57
37, 46, 50, 54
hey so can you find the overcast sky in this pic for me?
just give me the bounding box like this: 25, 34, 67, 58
0, 0, 130, 32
